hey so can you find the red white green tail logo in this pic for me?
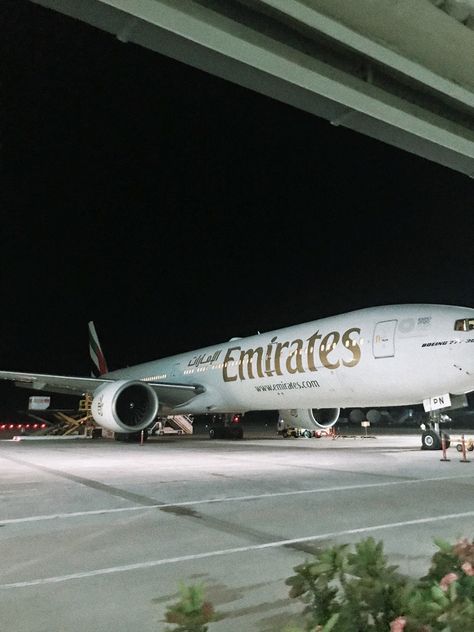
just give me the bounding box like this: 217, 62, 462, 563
88, 321, 108, 376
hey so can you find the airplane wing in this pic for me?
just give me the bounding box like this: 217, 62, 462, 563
0, 371, 204, 408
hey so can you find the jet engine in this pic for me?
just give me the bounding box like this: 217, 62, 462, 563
279, 408, 340, 429
91, 380, 159, 433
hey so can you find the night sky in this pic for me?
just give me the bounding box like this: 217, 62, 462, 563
1, 0, 474, 409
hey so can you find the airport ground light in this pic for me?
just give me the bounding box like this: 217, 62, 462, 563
163, 537, 474, 631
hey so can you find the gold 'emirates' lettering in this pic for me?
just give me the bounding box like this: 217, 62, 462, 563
239, 347, 264, 380
222, 347, 239, 382
342, 327, 361, 367
286, 339, 304, 374
222, 327, 362, 382
320, 331, 340, 369
274, 340, 289, 375
307, 331, 322, 371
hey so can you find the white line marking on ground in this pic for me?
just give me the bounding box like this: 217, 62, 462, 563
1, 474, 472, 526
2, 509, 474, 589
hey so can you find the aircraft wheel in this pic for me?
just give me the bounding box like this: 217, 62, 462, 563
421, 430, 441, 450
456, 444, 463, 452
209, 428, 216, 439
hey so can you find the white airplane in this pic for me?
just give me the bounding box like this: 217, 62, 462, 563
1, 304, 473, 449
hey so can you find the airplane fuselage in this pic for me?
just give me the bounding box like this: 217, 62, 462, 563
104, 304, 474, 414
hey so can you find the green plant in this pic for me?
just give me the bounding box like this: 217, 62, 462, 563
164, 583, 217, 632
401, 538, 474, 631
286, 537, 474, 631
286, 537, 410, 631
163, 538, 474, 631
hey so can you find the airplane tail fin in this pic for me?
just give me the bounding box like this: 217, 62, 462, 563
88, 321, 109, 377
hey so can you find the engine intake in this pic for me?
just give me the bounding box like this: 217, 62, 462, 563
91, 380, 159, 433
279, 407, 340, 430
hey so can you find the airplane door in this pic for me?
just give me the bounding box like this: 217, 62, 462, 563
373, 320, 397, 358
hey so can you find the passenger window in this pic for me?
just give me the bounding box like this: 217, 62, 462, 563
454, 318, 474, 331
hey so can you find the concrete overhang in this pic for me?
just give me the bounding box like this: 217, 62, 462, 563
31, 0, 474, 176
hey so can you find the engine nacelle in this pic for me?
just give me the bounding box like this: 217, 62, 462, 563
279, 408, 340, 429
91, 380, 159, 433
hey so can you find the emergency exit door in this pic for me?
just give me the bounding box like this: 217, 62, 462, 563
373, 320, 397, 358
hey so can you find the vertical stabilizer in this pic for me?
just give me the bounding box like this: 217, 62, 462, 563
88, 321, 109, 377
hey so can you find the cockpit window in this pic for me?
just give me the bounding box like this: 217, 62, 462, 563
454, 318, 474, 331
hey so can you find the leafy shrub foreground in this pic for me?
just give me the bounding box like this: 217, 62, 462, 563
164, 583, 216, 632
164, 537, 474, 631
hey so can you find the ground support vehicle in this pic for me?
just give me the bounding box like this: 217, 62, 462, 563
149, 420, 184, 436
278, 427, 330, 439
455, 437, 474, 452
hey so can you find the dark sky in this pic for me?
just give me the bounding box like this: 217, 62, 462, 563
1, 0, 473, 391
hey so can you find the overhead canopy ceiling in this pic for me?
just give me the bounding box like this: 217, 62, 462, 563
31, 0, 474, 176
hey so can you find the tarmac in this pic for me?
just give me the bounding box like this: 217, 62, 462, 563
1, 430, 473, 631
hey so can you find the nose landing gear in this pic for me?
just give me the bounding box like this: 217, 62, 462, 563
421, 411, 450, 450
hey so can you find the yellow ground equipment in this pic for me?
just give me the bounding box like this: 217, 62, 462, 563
455, 437, 474, 452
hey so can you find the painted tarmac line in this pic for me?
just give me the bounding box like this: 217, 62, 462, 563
2, 509, 474, 589
1, 473, 473, 526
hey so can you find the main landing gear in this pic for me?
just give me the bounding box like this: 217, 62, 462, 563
208, 413, 244, 440
421, 411, 450, 450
